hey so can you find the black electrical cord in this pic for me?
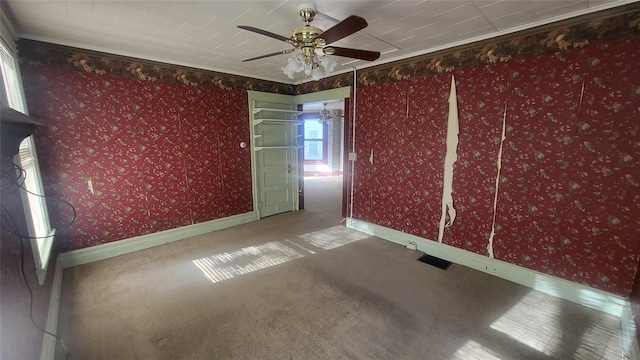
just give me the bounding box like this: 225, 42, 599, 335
0, 160, 26, 194
0, 187, 77, 239
1, 206, 70, 360
0, 159, 72, 359
0, 161, 77, 239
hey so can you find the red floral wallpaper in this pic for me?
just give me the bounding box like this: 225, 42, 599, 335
492, 47, 590, 277
403, 75, 449, 239
352, 82, 405, 225
353, 76, 448, 240
492, 39, 640, 296
441, 63, 509, 254
351, 37, 640, 296
21, 65, 253, 251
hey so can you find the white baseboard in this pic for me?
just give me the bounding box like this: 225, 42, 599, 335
39, 256, 63, 360
622, 300, 640, 360
60, 211, 258, 269
347, 218, 626, 317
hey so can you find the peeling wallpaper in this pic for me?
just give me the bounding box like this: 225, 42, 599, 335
441, 63, 509, 255
20, 66, 253, 251
352, 38, 640, 297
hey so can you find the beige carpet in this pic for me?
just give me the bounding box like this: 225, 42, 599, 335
56, 176, 625, 359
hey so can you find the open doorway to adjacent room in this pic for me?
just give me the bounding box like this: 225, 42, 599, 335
299, 98, 347, 222
301, 99, 345, 178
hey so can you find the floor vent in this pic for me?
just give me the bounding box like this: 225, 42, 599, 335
417, 254, 453, 270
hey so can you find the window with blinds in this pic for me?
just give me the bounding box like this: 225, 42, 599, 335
1, 39, 55, 284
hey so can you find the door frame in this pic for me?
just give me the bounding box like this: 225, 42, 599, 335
248, 87, 352, 220
294, 87, 352, 219
247, 91, 299, 219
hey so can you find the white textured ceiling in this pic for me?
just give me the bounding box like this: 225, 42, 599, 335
2, 0, 637, 84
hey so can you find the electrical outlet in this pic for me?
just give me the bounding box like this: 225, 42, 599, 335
406, 241, 417, 250
348, 152, 357, 161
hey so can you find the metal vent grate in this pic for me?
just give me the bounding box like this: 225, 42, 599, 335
417, 253, 452, 270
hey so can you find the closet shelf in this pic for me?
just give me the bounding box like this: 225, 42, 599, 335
254, 145, 303, 151
253, 119, 303, 126
253, 108, 302, 115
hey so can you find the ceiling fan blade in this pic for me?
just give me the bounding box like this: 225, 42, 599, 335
318, 15, 368, 44
325, 46, 380, 61
241, 49, 294, 62
237, 25, 291, 43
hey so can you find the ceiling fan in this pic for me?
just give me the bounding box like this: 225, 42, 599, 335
318, 102, 333, 123
237, 2, 380, 79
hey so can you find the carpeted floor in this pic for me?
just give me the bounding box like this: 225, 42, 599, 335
56, 176, 626, 359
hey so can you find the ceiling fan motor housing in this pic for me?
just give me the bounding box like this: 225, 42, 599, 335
291, 25, 323, 44
298, 2, 317, 23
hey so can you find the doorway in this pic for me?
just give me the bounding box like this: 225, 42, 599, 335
248, 87, 352, 222
301, 99, 345, 178
299, 97, 348, 221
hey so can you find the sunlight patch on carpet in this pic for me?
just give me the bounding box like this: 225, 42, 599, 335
490, 291, 562, 356
451, 340, 501, 360
298, 226, 369, 250
573, 321, 620, 359
193, 241, 303, 284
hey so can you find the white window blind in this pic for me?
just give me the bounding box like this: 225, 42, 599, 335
1, 39, 55, 284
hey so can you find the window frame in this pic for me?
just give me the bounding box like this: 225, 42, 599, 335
302, 115, 328, 164
0, 36, 55, 285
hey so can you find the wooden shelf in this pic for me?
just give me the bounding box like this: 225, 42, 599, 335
254, 146, 303, 151
253, 108, 302, 115
0, 105, 43, 156
253, 119, 303, 126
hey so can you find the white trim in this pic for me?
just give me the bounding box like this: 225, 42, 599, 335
0, 11, 18, 49
347, 217, 627, 317
59, 211, 258, 268
622, 300, 640, 360
39, 256, 63, 360
293, 87, 351, 104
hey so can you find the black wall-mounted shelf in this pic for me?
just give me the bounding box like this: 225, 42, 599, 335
0, 105, 42, 157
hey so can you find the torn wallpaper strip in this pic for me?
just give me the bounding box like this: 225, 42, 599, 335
487, 102, 508, 258
438, 75, 459, 243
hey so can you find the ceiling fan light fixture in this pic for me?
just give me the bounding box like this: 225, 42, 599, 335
282, 51, 336, 81
320, 55, 337, 73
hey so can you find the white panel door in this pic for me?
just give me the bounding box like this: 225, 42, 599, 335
258, 146, 294, 217
249, 91, 300, 219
